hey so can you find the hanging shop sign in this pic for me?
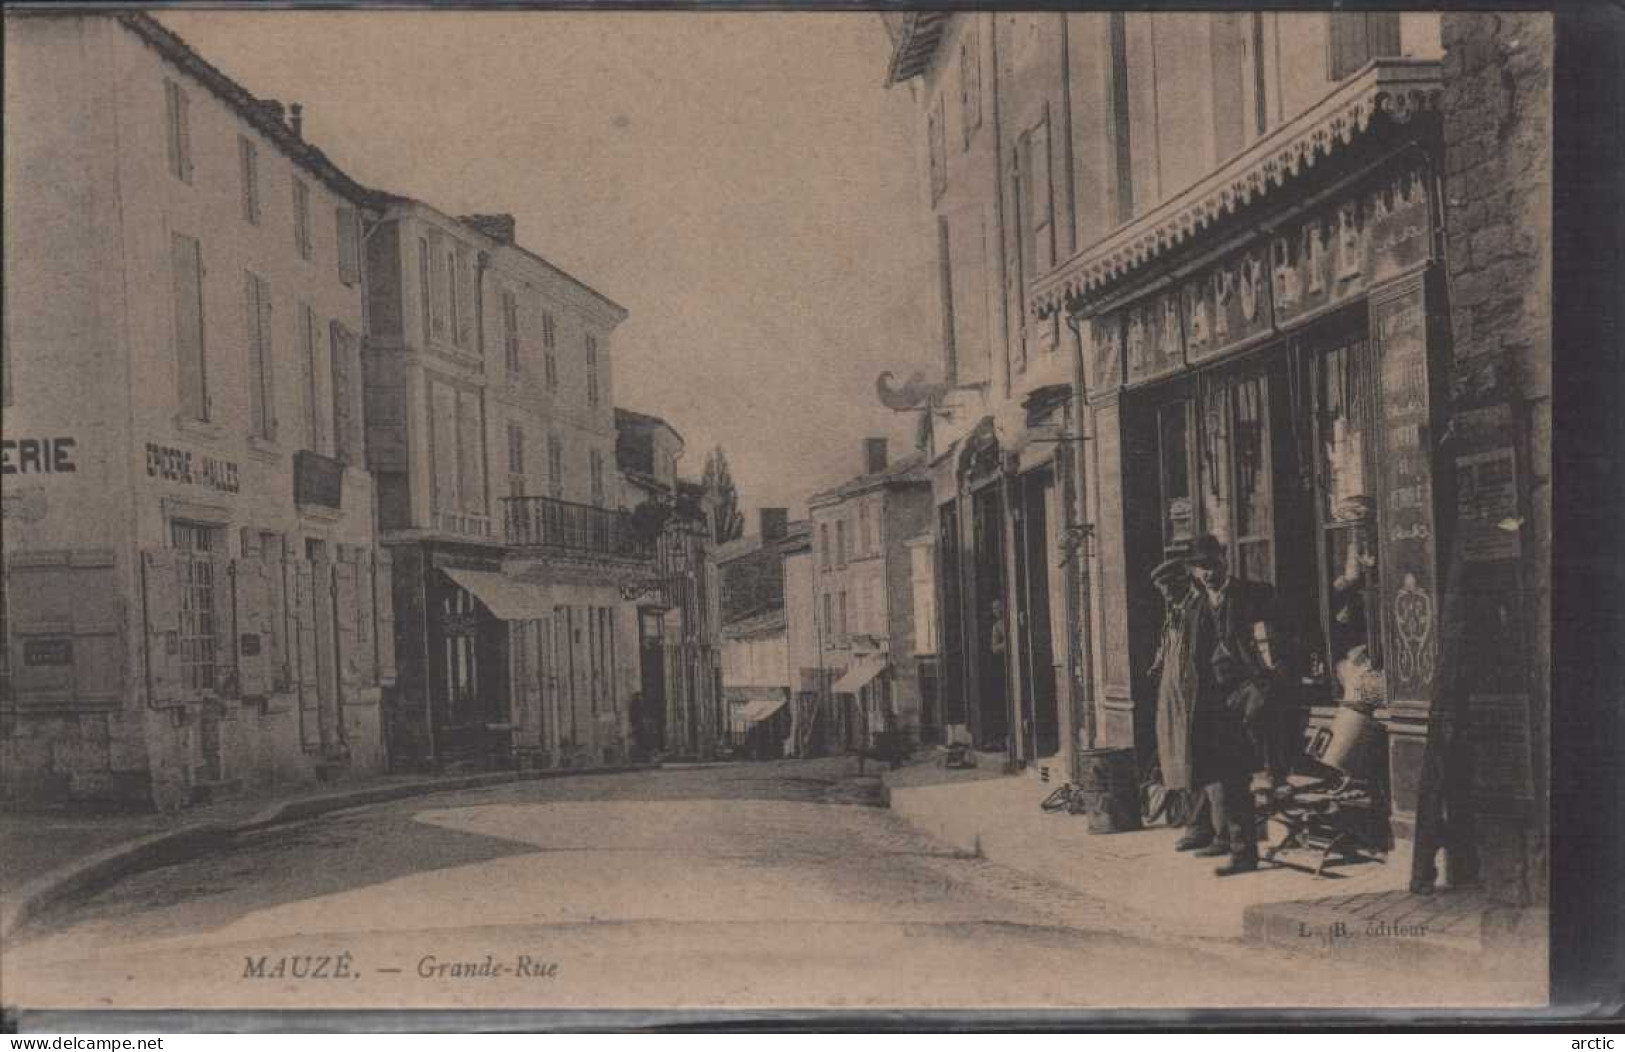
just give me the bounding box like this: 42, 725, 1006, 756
1371, 280, 1440, 708
1124, 289, 1186, 387
1182, 246, 1273, 366
1456, 447, 1522, 563
146, 442, 240, 494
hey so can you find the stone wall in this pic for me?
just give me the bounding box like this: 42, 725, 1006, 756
1439, 11, 1552, 906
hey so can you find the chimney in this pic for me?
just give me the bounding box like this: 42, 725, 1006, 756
288, 102, 304, 139
864, 438, 889, 476
759, 508, 789, 543
460, 214, 517, 244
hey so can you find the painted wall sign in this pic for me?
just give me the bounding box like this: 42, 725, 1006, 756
1183, 247, 1272, 365
1456, 448, 1522, 562
1084, 313, 1124, 397
1372, 283, 1440, 705
1, 437, 77, 475
146, 442, 240, 494
23, 637, 74, 666
1124, 290, 1185, 387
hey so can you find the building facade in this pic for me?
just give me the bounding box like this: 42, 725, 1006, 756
716, 510, 804, 758
887, 12, 1549, 904
3, 12, 391, 810
807, 440, 934, 753
362, 196, 647, 771
614, 409, 723, 762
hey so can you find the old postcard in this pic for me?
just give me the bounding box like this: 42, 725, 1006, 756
1, 6, 1553, 1020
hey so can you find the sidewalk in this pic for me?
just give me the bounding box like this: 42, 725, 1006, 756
0, 763, 653, 942
882, 756, 1546, 976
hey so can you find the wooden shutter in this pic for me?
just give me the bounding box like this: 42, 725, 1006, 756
211, 551, 236, 698
172, 233, 207, 420
246, 272, 275, 440
233, 554, 270, 699
1329, 13, 1401, 80
455, 246, 475, 348
330, 321, 360, 466
334, 551, 364, 689
143, 550, 183, 706
336, 207, 361, 286
293, 557, 321, 749
372, 549, 397, 686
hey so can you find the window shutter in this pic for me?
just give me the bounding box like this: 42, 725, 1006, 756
372, 549, 397, 686
172, 233, 206, 421
336, 207, 361, 286
456, 246, 475, 348
177, 86, 193, 182
330, 321, 359, 466
142, 550, 183, 706
334, 555, 364, 689
292, 558, 321, 750
232, 555, 270, 699
259, 277, 277, 438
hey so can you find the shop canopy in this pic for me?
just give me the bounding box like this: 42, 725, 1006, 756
738, 696, 788, 724
441, 568, 624, 621
833, 655, 887, 695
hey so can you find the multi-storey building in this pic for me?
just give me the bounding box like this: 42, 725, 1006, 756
3, 12, 392, 809
614, 408, 723, 761
807, 439, 933, 752
362, 197, 646, 771
716, 509, 804, 758
886, 11, 1551, 904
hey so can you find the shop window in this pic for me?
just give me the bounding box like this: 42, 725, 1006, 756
1156, 400, 1195, 554
1311, 335, 1383, 701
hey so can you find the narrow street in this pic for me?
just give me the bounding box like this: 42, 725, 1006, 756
4, 761, 1517, 1012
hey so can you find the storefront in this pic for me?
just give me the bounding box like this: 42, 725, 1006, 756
1051, 127, 1451, 840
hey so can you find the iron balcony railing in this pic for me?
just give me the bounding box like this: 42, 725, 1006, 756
501, 494, 653, 560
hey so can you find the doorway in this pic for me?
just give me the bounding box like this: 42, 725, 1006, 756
1015, 467, 1060, 760
970, 483, 1009, 751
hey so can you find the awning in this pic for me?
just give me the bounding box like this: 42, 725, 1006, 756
441, 568, 556, 621
833, 655, 887, 695
738, 696, 787, 724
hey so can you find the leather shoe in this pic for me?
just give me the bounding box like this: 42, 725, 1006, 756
1173, 834, 1212, 852
1214, 859, 1260, 877
1193, 843, 1231, 858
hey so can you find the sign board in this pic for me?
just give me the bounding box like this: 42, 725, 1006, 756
1183, 246, 1272, 365
1083, 314, 1124, 398
23, 637, 74, 666
1123, 290, 1185, 387
146, 442, 240, 493
1456, 448, 1522, 563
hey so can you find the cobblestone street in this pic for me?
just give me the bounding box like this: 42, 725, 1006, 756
4, 761, 1539, 1012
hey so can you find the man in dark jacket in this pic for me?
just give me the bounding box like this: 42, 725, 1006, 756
1186, 534, 1279, 876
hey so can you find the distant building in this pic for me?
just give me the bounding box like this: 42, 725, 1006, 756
2, 12, 389, 809
614, 409, 723, 761
362, 195, 645, 771
806, 440, 933, 753
715, 510, 805, 758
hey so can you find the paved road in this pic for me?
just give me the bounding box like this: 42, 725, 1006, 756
2, 761, 1520, 1012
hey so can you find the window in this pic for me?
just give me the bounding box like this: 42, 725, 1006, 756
336, 207, 361, 286
239, 137, 260, 224
959, 28, 982, 148
330, 321, 360, 465
590, 449, 606, 506
297, 302, 325, 452
936, 217, 958, 385
171, 232, 208, 421
447, 249, 462, 346
170, 521, 222, 693
548, 435, 565, 499
1107, 12, 1135, 226
1311, 334, 1382, 693
585, 334, 600, 407
454, 246, 474, 348
1019, 109, 1055, 280
822, 593, 834, 645
542, 311, 559, 390
245, 271, 275, 439
859, 504, 872, 556
292, 178, 312, 261
1328, 13, 1402, 80
928, 95, 948, 201
417, 236, 433, 342
820, 523, 831, 568
837, 590, 849, 640
428, 233, 448, 338
507, 423, 526, 498
165, 79, 193, 184
502, 290, 521, 375
836, 519, 847, 566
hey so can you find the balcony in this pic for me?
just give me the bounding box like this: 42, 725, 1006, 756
502, 495, 653, 561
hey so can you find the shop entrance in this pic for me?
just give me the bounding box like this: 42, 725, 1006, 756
1014, 466, 1060, 760
970, 483, 1009, 751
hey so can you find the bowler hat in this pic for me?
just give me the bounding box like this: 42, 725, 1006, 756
1150, 558, 1188, 585
1186, 533, 1226, 569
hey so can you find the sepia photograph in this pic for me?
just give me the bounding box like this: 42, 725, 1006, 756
0, 3, 1564, 1024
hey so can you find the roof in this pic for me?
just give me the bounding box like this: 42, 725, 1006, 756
807, 451, 930, 507
714, 520, 812, 565
369, 191, 627, 323
116, 13, 372, 207
884, 12, 954, 86
614, 407, 684, 448
722, 607, 787, 641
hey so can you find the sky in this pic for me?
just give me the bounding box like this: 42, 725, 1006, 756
159, 10, 940, 524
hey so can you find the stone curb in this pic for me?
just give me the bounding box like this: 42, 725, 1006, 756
0, 763, 657, 943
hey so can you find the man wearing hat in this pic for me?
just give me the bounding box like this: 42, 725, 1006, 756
1147, 554, 1209, 850
1185, 533, 1280, 876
